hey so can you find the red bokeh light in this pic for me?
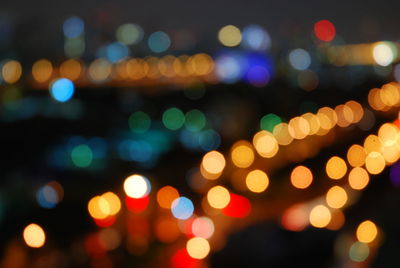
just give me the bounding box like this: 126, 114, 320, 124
94, 215, 116, 228
171, 248, 199, 268
222, 193, 251, 218
314, 20, 336, 42
125, 195, 150, 213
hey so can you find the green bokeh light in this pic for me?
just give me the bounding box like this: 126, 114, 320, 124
185, 109, 206, 132
349, 242, 369, 262
129, 111, 151, 133
260, 113, 282, 132
71, 144, 93, 167
162, 107, 185, 130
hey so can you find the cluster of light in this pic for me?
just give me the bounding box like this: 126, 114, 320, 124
290, 165, 313, 189
123, 174, 151, 198
88, 192, 121, 220
245, 169, 269, 193
23, 223, 46, 248
368, 82, 400, 111
207, 186, 230, 209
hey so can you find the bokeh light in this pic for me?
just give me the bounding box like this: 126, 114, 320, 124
207, 186, 230, 209
171, 197, 194, 220
326, 156, 347, 179
253, 130, 279, 158
157, 186, 179, 209
23, 223, 46, 248
231, 140, 255, 168
290, 165, 313, 189
148, 31, 171, 53
191, 217, 214, 239
218, 25, 242, 47
309, 205, 331, 228
186, 237, 210, 259
116, 23, 144, 45
245, 169, 269, 193
326, 186, 348, 209
50, 78, 75, 102
201, 150, 226, 176
314, 20, 336, 42
288, 48, 311, 71
123, 174, 151, 198
348, 167, 370, 190
356, 220, 378, 243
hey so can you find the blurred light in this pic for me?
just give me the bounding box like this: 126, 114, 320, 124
326, 186, 348, 209
281, 204, 309, 231
64, 36, 85, 58
314, 20, 336, 42
247, 65, 270, 87
356, 220, 378, 243
298, 70, 319, 91
2, 60, 22, 84
260, 113, 282, 132
363, 134, 383, 154
171, 197, 194, 220
185, 109, 206, 132
36, 181, 64, 209
241, 24, 271, 51
123, 174, 151, 198
288, 48, 311, 71
155, 216, 180, 243
190, 53, 214, 76
32, 59, 53, 83
222, 193, 251, 218
326, 156, 347, 179
125, 196, 150, 213
162, 107, 185, 130
290, 165, 313, 189
186, 237, 210, 259
63, 16, 84, 38
59, 59, 82, 81
365, 152, 385, 174
347, 144, 367, 167
88, 196, 110, 219
23, 223, 45, 248
348, 167, 370, 190
218, 25, 241, 47
326, 209, 345, 231
231, 140, 255, 168
207, 186, 230, 209
373, 42, 396, 66
309, 205, 331, 228
192, 217, 214, 239
246, 169, 269, 193
201, 150, 225, 176
116, 23, 143, 45
273, 123, 294, 145
71, 144, 92, 167
171, 248, 199, 268
88, 58, 112, 83
129, 111, 151, 133
101, 192, 121, 215
99, 228, 121, 250
148, 31, 171, 53
349, 242, 369, 262
288, 116, 310, 139
215, 54, 242, 83
157, 186, 179, 209
50, 78, 74, 102
390, 162, 400, 187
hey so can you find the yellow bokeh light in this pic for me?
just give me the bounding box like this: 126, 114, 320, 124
381, 143, 400, 164
201, 150, 226, 176
157, 186, 179, 209
88, 196, 110, 219
356, 220, 378, 243
218, 25, 242, 47
301, 113, 321, 135
380, 83, 400, 107
101, 192, 121, 215
2, 60, 22, 84
335, 104, 354, 127
207, 186, 230, 209
253, 130, 279, 158
378, 123, 399, 146
317, 107, 337, 130
186, 237, 210, 259
348, 167, 370, 190
190, 53, 214, 76
123, 174, 150, 198
373, 42, 395, 66
273, 123, 294, 146
246, 169, 269, 193
364, 135, 383, 154
326, 186, 348, 209
365, 152, 385, 175
32, 59, 53, 83
290, 165, 313, 189
59, 59, 83, 81
288, 117, 310, 139
326, 156, 347, 179
309, 205, 331, 228
231, 140, 255, 168
88, 58, 112, 82
23, 223, 46, 248
347, 144, 367, 167
346, 100, 364, 123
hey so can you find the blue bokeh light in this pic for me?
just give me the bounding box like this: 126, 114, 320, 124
63, 16, 84, 38
148, 31, 171, 53
50, 78, 75, 102
171, 196, 194, 220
